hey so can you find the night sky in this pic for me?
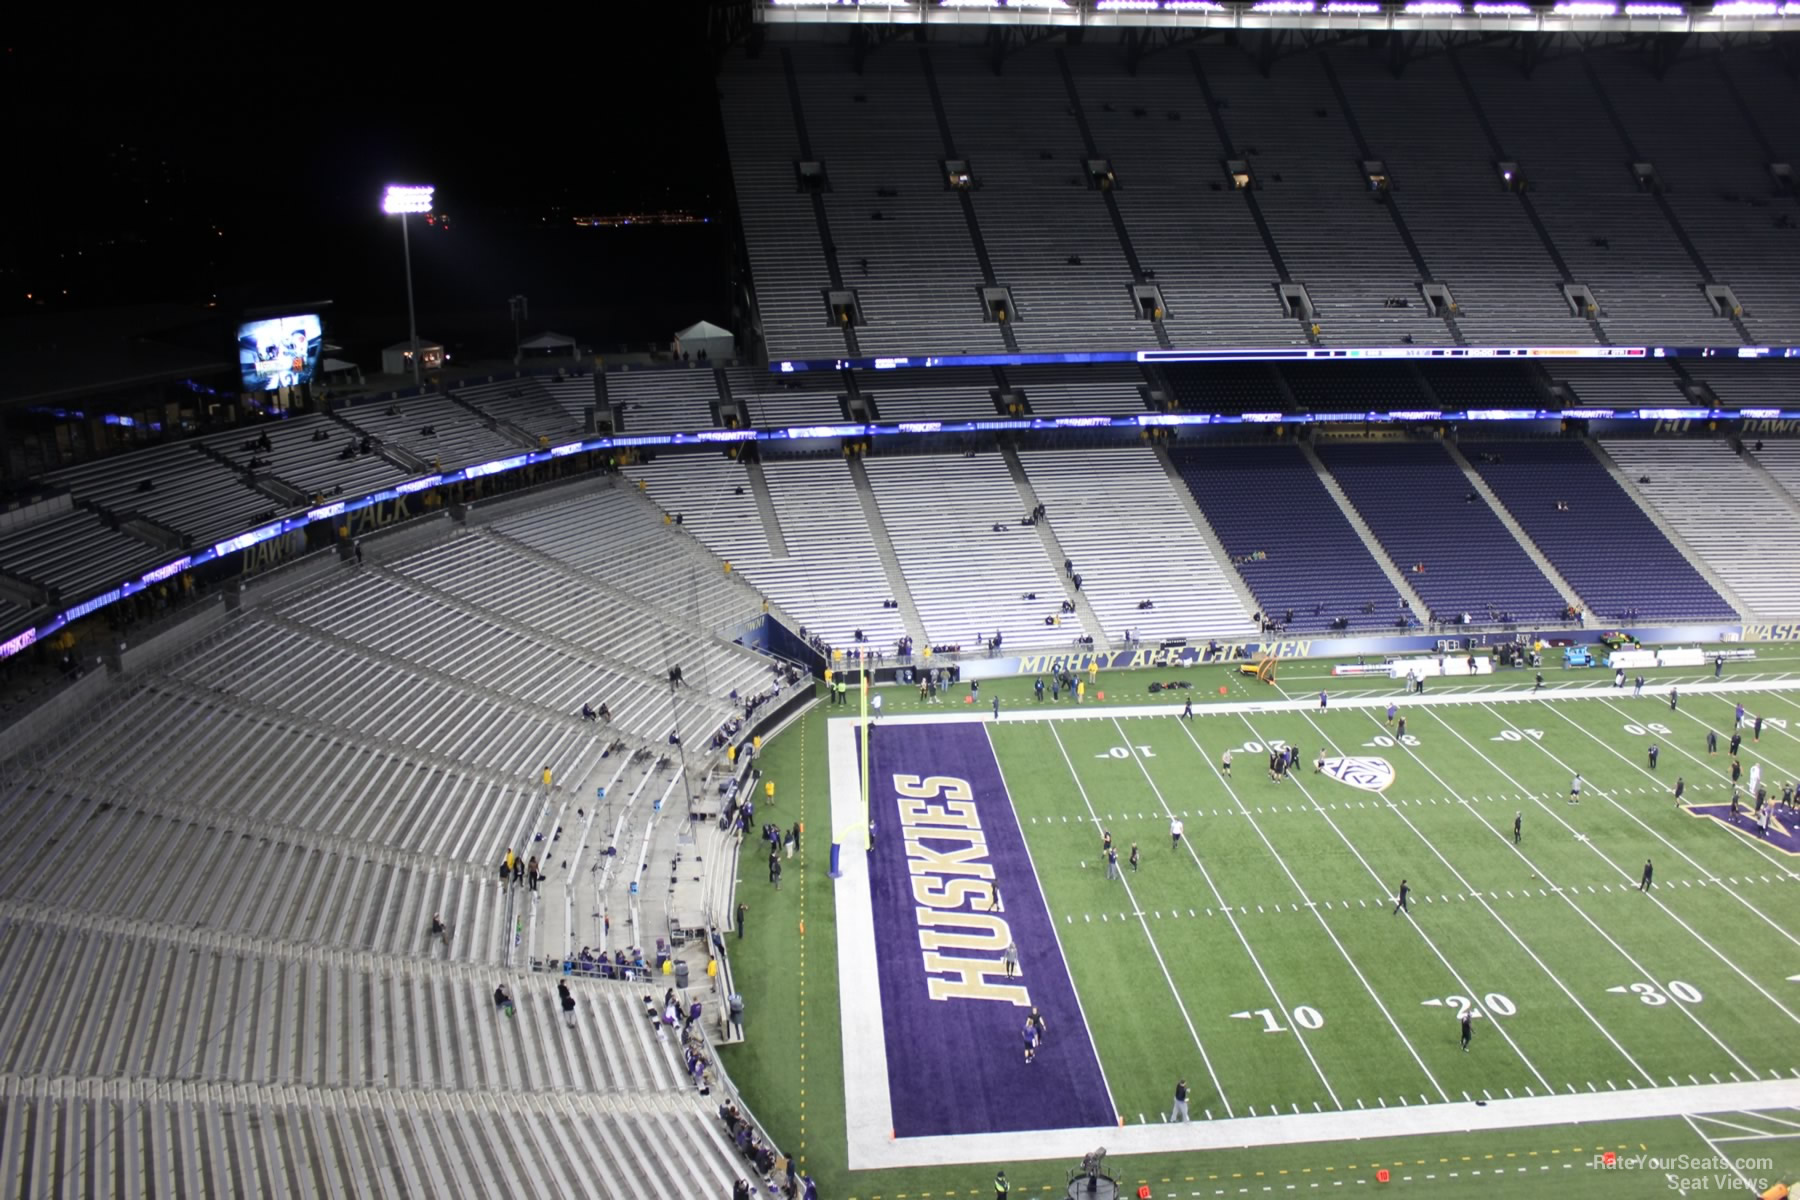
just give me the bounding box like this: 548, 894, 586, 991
1, 7, 735, 359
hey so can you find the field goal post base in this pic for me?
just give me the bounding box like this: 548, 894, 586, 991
1063, 1173, 1120, 1200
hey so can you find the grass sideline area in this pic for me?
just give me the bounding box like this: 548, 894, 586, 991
721, 645, 1800, 1199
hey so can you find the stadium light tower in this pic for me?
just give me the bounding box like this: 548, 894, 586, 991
382, 184, 434, 388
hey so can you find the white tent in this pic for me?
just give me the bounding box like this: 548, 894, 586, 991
517, 331, 579, 363
672, 319, 733, 363
380, 338, 445, 377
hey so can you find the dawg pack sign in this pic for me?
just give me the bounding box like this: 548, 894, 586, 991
1320, 756, 1397, 793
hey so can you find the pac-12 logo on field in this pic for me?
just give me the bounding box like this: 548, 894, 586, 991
1320, 757, 1396, 793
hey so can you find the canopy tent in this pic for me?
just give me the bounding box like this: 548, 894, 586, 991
380, 338, 445, 377
517, 331, 580, 363
319, 356, 364, 386
672, 319, 733, 363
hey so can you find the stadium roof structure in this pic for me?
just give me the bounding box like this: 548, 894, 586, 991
761, 0, 1800, 35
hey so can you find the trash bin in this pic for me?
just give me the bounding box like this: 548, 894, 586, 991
675, 959, 690, 989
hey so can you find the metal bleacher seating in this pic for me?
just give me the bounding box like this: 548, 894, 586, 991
1018, 447, 1254, 641
337, 395, 526, 473
1324, 49, 1586, 347
862, 452, 1084, 650
1313, 440, 1567, 623
861, 366, 999, 422
622, 454, 906, 651
792, 45, 1006, 359
718, 50, 846, 363
0, 505, 160, 609
488, 486, 765, 638
1600, 438, 1800, 619
386, 531, 770, 713
1586, 51, 1800, 348
1063, 44, 1301, 349
1170, 443, 1403, 634
1008, 364, 1148, 416
44, 443, 273, 550
1464, 440, 1735, 622
1550, 360, 1689, 408
727, 366, 846, 428
198, 412, 411, 499
1201, 46, 1452, 349
608, 368, 719, 435
1161, 363, 1288, 415
934, 47, 1148, 352
453, 377, 591, 442
1458, 48, 1722, 348
1750, 440, 1800, 506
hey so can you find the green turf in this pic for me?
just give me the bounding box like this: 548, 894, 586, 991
722, 652, 1800, 1199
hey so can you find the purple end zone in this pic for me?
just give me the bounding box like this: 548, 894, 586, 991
865, 721, 1114, 1137
1684, 803, 1800, 855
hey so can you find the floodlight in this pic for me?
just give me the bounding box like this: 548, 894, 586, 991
382, 185, 435, 215
1553, 1, 1620, 12
1622, 1, 1685, 11
382, 183, 436, 387
1405, 1, 1467, 11
1473, 1, 1533, 10
1710, 0, 1778, 12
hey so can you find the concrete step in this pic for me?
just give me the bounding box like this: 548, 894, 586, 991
844, 456, 930, 649
1584, 438, 1750, 620
1297, 441, 1431, 619
999, 442, 1107, 650
1441, 439, 1586, 613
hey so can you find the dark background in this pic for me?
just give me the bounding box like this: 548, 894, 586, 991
0, 6, 738, 363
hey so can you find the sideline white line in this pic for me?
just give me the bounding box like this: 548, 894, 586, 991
1047, 723, 1233, 1117
981, 722, 1123, 1125
1104, 717, 1343, 1111
846, 1077, 1800, 1170
1682, 1113, 1763, 1195
1162, 716, 1448, 1104
855, 675, 1800, 728
827, 720, 896, 1146
1234, 712, 1554, 1093
1392, 708, 1728, 1082
1529, 699, 1800, 960
1491, 702, 1800, 1031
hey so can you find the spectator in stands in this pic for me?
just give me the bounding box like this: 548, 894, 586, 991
527, 855, 540, 892
431, 913, 449, 947
493, 985, 514, 1017
581, 703, 597, 721
559, 981, 577, 1028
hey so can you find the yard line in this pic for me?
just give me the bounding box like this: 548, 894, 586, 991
1489, 703, 1800, 1031
1682, 1113, 1764, 1194
1407, 710, 1751, 1080
1533, 698, 1800, 956
1233, 712, 1553, 1093
984, 724, 1124, 1126
1046, 722, 1233, 1117
1145, 717, 1445, 1106
1307, 707, 1669, 1083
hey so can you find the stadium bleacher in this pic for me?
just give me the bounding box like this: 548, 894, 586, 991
1313, 440, 1568, 624
1170, 442, 1405, 634
1463, 440, 1736, 622
3, 23, 1800, 1200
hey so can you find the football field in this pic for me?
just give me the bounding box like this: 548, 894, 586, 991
831, 676, 1800, 1171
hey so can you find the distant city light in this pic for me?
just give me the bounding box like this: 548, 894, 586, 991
382, 185, 435, 215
